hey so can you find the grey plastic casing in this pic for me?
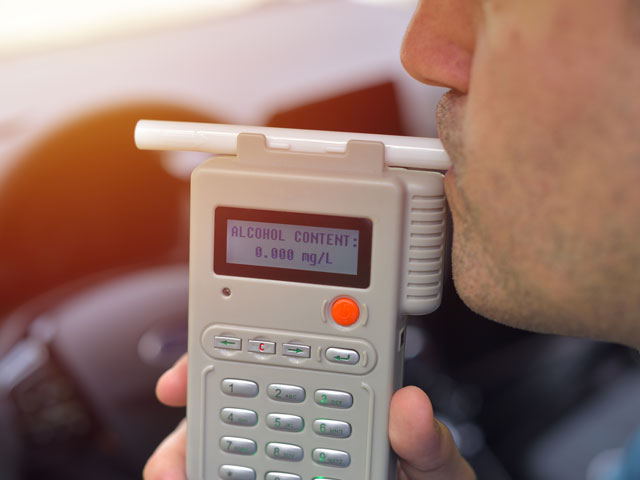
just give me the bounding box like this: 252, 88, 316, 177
186, 133, 446, 480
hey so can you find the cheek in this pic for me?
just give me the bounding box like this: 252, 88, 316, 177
448, 0, 640, 339
456, 25, 585, 288
458, 8, 633, 295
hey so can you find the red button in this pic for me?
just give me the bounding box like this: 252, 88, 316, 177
331, 297, 360, 326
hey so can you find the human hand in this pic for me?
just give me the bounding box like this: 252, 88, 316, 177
389, 386, 476, 480
143, 353, 188, 480
143, 355, 476, 480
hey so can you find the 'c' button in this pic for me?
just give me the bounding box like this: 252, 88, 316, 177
331, 297, 360, 326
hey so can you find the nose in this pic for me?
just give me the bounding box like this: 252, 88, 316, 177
401, 0, 478, 93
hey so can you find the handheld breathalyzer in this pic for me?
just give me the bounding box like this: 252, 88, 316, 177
135, 121, 450, 480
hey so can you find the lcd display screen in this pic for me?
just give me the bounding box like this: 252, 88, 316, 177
214, 207, 372, 288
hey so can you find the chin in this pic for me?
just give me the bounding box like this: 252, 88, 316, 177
450, 237, 550, 334
450, 244, 507, 321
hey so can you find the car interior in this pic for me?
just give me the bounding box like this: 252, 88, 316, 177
1, 1, 638, 479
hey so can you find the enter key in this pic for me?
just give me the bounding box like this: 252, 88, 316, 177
325, 347, 360, 365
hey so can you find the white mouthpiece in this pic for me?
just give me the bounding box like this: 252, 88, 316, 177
135, 120, 450, 171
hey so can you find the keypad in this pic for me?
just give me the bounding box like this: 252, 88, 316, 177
217, 378, 356, 478
202, 324, 377, 376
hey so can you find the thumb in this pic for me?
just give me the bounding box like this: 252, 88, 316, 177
389, 386, 476, 480
156, 353, 188, 407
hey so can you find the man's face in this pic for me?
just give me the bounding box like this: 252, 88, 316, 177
403, 0, 640, 346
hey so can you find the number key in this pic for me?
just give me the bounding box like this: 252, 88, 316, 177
266, 414, 304, 432
314, 389, 352, 408
220, 436, 257, 455
313, 419, 351, 438
220, 408, 258, 426
219, 465, 256, 480
221, 379, 258, 398
312, 448, 351, 467
265, 442, 303, 462
264, 472, 302, 480
267, 384, 305, 403
265, 473, 301, 480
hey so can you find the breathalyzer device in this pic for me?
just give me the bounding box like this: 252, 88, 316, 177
135, 121, 450, 480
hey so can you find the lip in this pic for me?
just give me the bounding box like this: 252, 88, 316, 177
436, 90, 466, 170
443, 165, 458, 201
436, 91, 467, 217
443, 163, 466, 224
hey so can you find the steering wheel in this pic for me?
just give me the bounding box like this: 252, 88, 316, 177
0, 263, 189, 479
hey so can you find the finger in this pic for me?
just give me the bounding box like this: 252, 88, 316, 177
143, 418, 187, 480
390, 386, 476, 480
156, 353, 188, 407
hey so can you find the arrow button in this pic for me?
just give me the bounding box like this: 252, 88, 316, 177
214, 336, 242, 351
282, 343, 310, 358
325, 347, 360, 365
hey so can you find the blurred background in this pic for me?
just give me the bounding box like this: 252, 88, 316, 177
1, 0, 638, 479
